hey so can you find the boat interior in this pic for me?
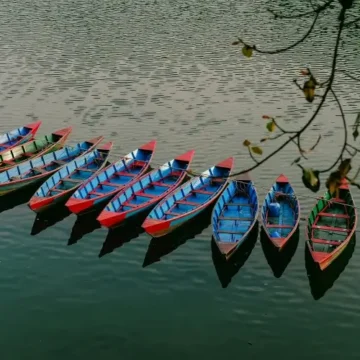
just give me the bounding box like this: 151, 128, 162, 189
262, 181, 299, 239
0, 126, 31, 151
212, 181, 258, 242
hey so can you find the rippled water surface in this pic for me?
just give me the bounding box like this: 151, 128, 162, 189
0, 0, 360, 359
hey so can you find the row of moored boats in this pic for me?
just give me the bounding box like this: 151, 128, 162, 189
0, 122, 356, 271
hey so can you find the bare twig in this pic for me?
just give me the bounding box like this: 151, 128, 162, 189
267, 0, 334, 19
338, 69, 360, 82
345, 16, 360, 27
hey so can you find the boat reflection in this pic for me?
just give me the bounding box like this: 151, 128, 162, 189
31, 206, 72, 236
0, 183, 40, 214
306, 235, 356, 300
212, 221, 259, 288
142, 207, 212, 268
260, 226, 299, 278
98, 215, 147, 258
68, 208, 102, 245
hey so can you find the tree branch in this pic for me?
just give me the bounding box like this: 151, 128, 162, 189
338, 69, 360, 82
267, 0, 334, 19
345, 16, 360, 27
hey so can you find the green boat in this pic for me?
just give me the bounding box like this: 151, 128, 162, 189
0, 127, 72, 172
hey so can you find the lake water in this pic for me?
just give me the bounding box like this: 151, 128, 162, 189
0, 0, 360, 359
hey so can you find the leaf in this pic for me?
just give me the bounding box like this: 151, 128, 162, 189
353, 128, 359, 141
299, 165, 320, 192
242, 45, 253, 58
243, 139, 251, 147
352, 113, 360, 141
291, 157, 301, 165
326, 170, 342, 197
262, 115, 271, 119
232, 40, 241, 45
303, 79, 316, 103
338, 158, 352, 177
266, 120, 276, 132
250, 146, 263, 155
260, 137, 268, 143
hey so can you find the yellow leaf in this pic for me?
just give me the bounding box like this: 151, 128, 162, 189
303, 79, 316, 103
266, 121, 276, 132
243, 139, 251, 147
338, 159, 352, 177
303, 168, 318, 187
251, 146, 263, 155
242, 45, 253, 58
300, 166, 320, 192
326, 171, 342, 196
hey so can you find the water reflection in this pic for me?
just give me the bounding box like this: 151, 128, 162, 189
98, 215, 147, 258
31, 206, 72, 236
142, 207, 212, 268
68, 208, 102, 246
0, 183, 40, 213
212, 221, 259, 288
260, 227, 299, 278
305, 236, 356, 300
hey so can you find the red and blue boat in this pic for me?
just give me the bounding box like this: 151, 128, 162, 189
306, 178, 357, 271
65, 140, 157, 215
212, 174, 259, 260
0, 136, 103, 196
97, 150, 195, 229
142, 157, 234, 238
261, 174, 300, 250
29, 141, 113, 213
0, 121, 42, 153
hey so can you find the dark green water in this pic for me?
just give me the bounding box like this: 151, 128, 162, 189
0, 0, 360, 359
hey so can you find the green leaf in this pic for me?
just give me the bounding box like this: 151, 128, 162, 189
299, 165, 320, 192
291, 157, 301, 165
266, 121, 276, 132
251, 146, 263, 155
242, 45, 253, 58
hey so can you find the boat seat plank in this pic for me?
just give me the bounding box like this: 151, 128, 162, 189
266, 224, 294, 229
115, 171, 136, 177
225, 203, 252, 207
53, 160, 66, 165
312, 224, 349, 233
211, 178, 225, 183
1, 159, 15, 165
217, 229, 245, 234
318, 212, 350, 219
192, 189, 213, 195
176, 200, 199, 207
64, 178, 83, 183
151, 181, 171, 188
165, 211, 179, 216
329, 198, 346, 204
77, 168, 96, 173
171, 171, 182, 177
311, 238, 343, 246
123, 202, 137, 208
101, 181, 120, 187
138, 192, 157, 198
49, 188, 63, 193
90, 191, 105, 196
23, 152, 34, 157
219, 216, 253, 221
33, 167, 47, 174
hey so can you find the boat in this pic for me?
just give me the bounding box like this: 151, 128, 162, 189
0, 127, 72, 172
261, 174, 300, 250
142, 157, 234, 238
97, 150, 195, 229
28, 142, 113, 213
0, 121, 42, 152
306, 178, 357, 271
212, 173, 259, 260
65, 140, 157, 215
0, 136, 103, 196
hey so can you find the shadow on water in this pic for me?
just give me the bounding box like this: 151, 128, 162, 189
305, 235, 356, 301
142, 206, 213, 268
98, 213, 148, 258
31, 206, 72, 236
260, 226, 299, 278
211, 221, 259, 289
68, 207, 103, 246
0, 183, 41, 214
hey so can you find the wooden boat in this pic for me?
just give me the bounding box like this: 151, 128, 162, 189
142, 157, 234, 238
97, 150, 195, 229
0, 136, 103, 196
0, 121, 42, 153
65, 140, 157, 215
261, 174, 300, 250
212, 173, 259, 260
28, 142, 113, 213
0, 127, 72, 172
306, 178, 357, 271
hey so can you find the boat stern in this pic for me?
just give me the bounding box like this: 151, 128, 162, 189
142, 218, 171, 238
66, 197, 93, 215
25, 120, 42, 135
